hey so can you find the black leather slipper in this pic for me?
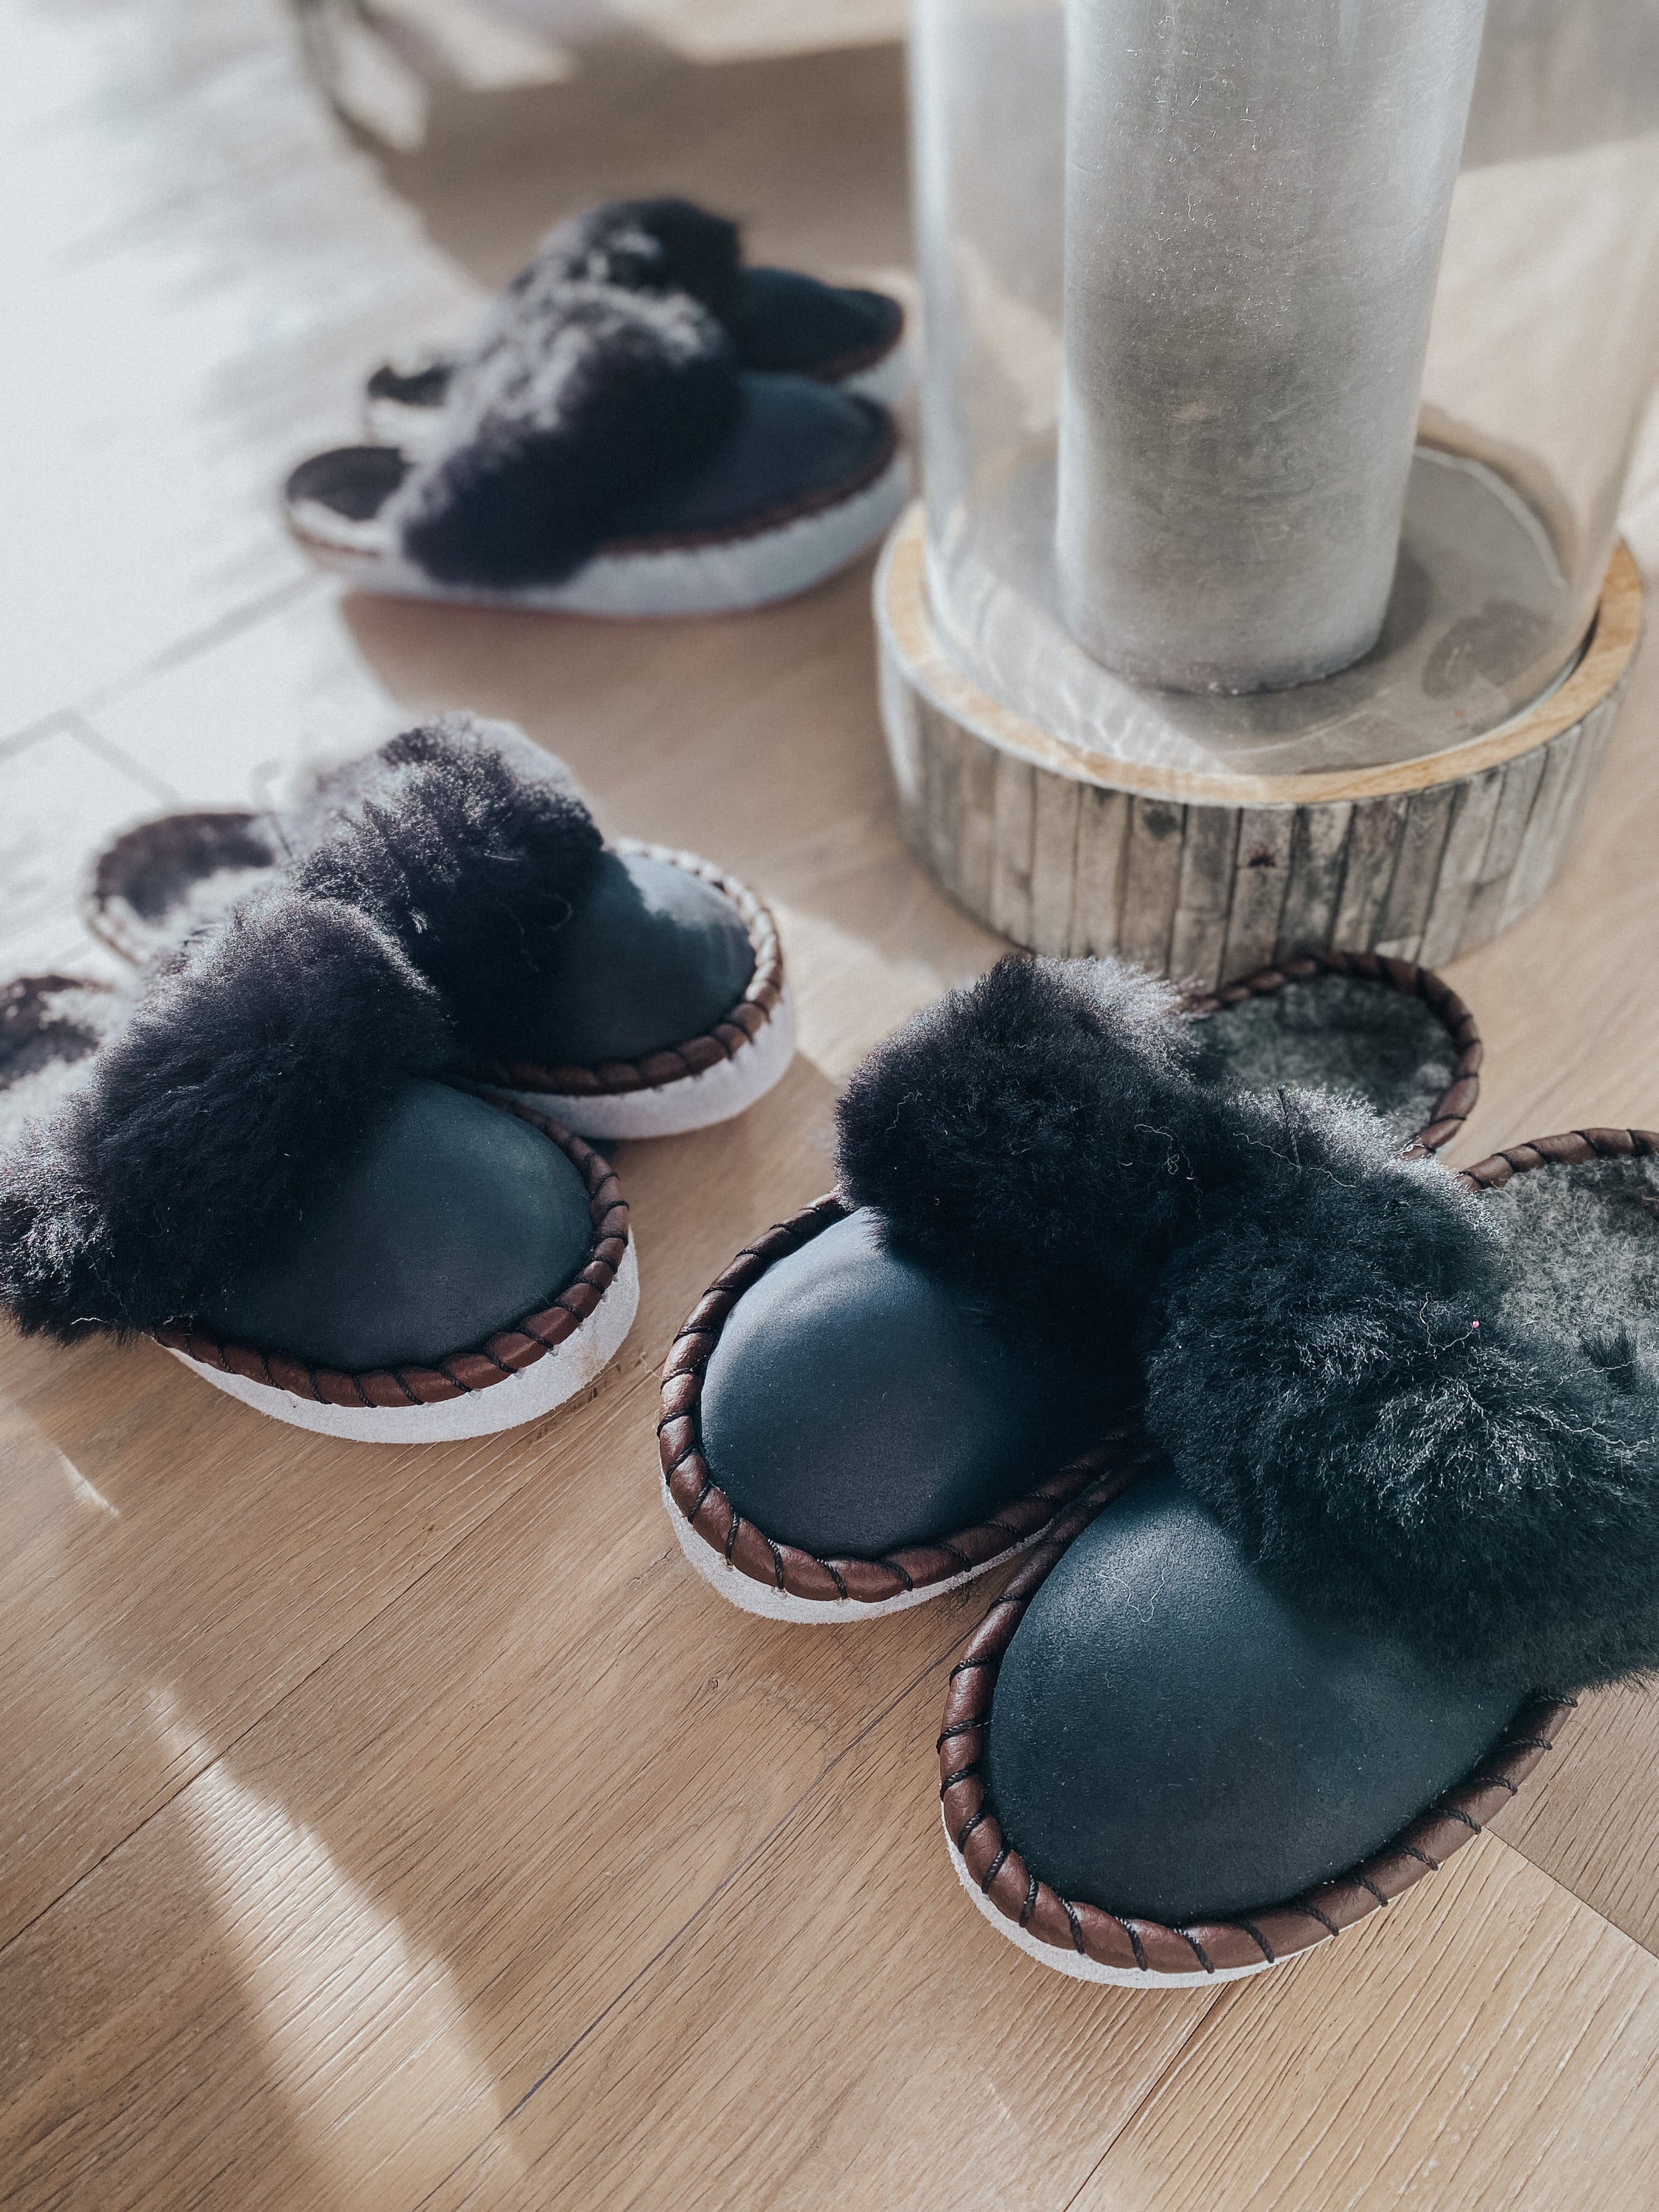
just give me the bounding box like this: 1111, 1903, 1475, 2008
658, 954, 1481, 1621
364, 197, 908, 453
940, 1119, 1659, 1980
0, 908, 637, 1441
288, 271, 906, 616
82, 717, 793, 1141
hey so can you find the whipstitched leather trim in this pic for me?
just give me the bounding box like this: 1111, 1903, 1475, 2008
658, 1194, 1141, 1604
476, 841, 787, 1100
597, 402, 899, 556
1454, 1124, 1659, 1190
152, 1099, 628, 1408
939, 1479, 1576, 1979
1181, 948, 1481, 1157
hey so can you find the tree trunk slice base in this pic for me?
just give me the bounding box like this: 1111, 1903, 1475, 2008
874, 504, 1642, 987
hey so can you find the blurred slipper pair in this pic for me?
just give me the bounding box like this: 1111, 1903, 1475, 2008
0, 718, 791, 1441
663, 953, 1659, 1983
285, 198, 911, 616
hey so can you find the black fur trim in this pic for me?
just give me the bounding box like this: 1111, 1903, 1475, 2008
1145, 1197, 1659, 1694
509, 198, 745, 324
838, 956, 1659, 1689
393, 283, 740, 588
291, 716, 604, 1067
0, 897, 452, 1340
835, 958, 1248, 1355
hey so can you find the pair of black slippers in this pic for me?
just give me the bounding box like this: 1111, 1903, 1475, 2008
660, 953, 1659, 1984
0, 718, 791, 1442
284, 197, 911, 616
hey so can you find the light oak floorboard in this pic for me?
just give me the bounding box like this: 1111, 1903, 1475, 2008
7, 1, 1659, 2206
1070, 1834, 1659, 2212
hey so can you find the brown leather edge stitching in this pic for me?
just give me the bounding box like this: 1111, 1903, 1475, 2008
657, 1192, 1153, 1606
1454, 1125, 1659, 1193
938, 1475, 1578, 1979
475, 840, 787, 1100
1179, 948, 1481, 1157
150, 1097, 630, 1407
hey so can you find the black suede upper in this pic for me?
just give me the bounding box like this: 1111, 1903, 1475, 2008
507, 848, 754, 1068
983, 1475, 1522, 1922
201, 1079, 593, 1368
699, 1208, 1124, 1558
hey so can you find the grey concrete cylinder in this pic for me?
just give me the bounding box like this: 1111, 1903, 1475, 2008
1056, 0, 1488, 695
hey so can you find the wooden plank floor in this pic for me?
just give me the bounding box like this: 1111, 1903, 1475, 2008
3, 6, 1658, 2206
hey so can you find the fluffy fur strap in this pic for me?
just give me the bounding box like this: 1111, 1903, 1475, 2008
389, 282, 740, 587
0, 897, 452, 1340
291, 716, 605, 1067
481, 198, 745, 343
1145, 1197, 1659, 1694
838, 958, 1659, 1691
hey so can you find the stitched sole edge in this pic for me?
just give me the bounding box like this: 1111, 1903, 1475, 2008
942, 1806, 1276, 1988
290, 455, 911, 616
491, 987, 794, 1140
164, 1238, 639, 1441
660, 1467, 1049, 1623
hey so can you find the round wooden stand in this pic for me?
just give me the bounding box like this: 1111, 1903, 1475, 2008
875, 504, 1642, 984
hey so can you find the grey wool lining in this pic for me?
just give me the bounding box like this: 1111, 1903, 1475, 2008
1194, 975, 1456, 1144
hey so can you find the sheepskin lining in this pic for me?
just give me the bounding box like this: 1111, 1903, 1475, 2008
1195, 977, 1455, 1141
0, 980, 126, 1153
1492, 1154, 1659, 1392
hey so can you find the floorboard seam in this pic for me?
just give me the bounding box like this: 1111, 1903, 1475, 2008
0, 1363, 651, 1965
408, 1630, 981, 2210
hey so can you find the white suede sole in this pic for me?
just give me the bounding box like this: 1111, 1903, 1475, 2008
492, 986, 794, 1141
289, 453, 910, 616
942, 1810, 1278, 1989
162, 1237, 639, 1443
363, 346, 911, 456
661, 1471, 1046, 1621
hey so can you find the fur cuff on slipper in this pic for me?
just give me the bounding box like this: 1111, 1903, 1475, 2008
482, 199, 744, 344
288, 716, 602, 1068
839, 958, 1659, 1689
1145, 1194, 1659, 1694
837, 957, 1297, 1352
0, 897, 451, 1339
386, 284, 741, 588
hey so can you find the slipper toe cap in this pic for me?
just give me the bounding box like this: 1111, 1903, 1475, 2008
507, 849, 757, 1069
982, 1472, 1524, 1925
727, 268, 904, 379
698, 1208, 1113, 1560
602, 375, 894, 545
198, 1079, 595, 1371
